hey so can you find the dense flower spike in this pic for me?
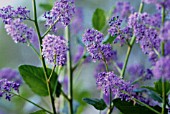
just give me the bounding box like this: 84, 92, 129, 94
128, 64, 145, 77
128, 64, 153, 81
83, 29, 114, 62
113, 2, 134, 19
128, 12, 161, 64
0, 5, 30, 24
0, 79, 20, 101
152, 56, 170, 80
44, 0, 75, 32
108, 16, 133, 45
42, 34, 68, 66
142, 0, 170, 10
82, 29, 104, 45
160, 21, 170, 41
5, 19, 36, 44
96, 72, 134, 101
0, 68, 22, 84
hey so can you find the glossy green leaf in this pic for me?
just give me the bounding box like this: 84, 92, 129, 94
39, 3, 52, 11
143, 79, 170, 96
83, 98, 107, 110
19, 65, 59, 96
113, 98, 164, 114
30, 110, 46, 114
92, 8, 106, 31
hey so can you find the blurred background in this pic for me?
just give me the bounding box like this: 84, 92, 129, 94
0, 0, 156, 114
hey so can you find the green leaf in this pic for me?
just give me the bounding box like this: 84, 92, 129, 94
55, 81, 61, 97
83, 98, 107, 110
143, 80, 170, 96
113, 98, 164, 114
39, 3, 52, 11
19, 65, 59, 96
30, 110, 46, 114
103, 35, 117, 44
92, 8, 106, 31
148, 91, 162, 103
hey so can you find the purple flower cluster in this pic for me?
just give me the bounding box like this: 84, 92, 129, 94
113, 2, 134, 19
108, 16, 133, 45
0, 6, 37, 45
5, 19, 36, 43
0, 5, 30, 24
128, 12, 161, 63
142, 0, 170, 10
42, 34, 68, 66
96, 72, 134, 101
0, 68, 22, 84
152, 56, 170, 80
128, 64, 153, 81
83, 29, 114, 62
0, 68, 21, 101
44, 0, 75, 32
128, 64, 145, 77
0, 79, 20, 101
160, 21, 170, 41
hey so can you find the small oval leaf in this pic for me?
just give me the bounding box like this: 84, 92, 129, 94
92, 8, 106, 31
83, 98, 107, 110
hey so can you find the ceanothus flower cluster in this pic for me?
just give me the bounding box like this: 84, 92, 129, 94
108, 16, 133, 45
0, 68, 21, 101
128, 12, 161, 64
96, 72, 134, 101
113, 2, 134, 19
0, 5, 30, 24
128, 64, 153, 81
160, 21, 170, 41
83, 29, 114, 62
0, 68, 22, 84
44, 0, 75, 32
42, 34, 68, 66
142, 0, 170, 10
0, 79, 20, 101
5, 19, 35, 43
0, 6, 37, 45
152, 56, 170, 80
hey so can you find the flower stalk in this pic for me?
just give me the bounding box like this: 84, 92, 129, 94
65, 25, 73, 114
120, 1, 144, 78
32, 0, 57, 113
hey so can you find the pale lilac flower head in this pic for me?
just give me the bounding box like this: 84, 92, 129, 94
152, 56, 170, 80
82, 29, 104, 46
0, 68, 22, 84
160, 21, 170, 41
0, 5, 30, 24
0, 68, 21, 101
0, 79, 20, 101
113, 2, 134, 19
108, 16, 133, 45
44, 0, 75, 32
96, 72, 134, 101
42, 34, 68, 66
128, 12, 161, 63
83, 29, 114, 62
142, 0, 170, 10
4, 19, 36, 44
128, 64, 145, 77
